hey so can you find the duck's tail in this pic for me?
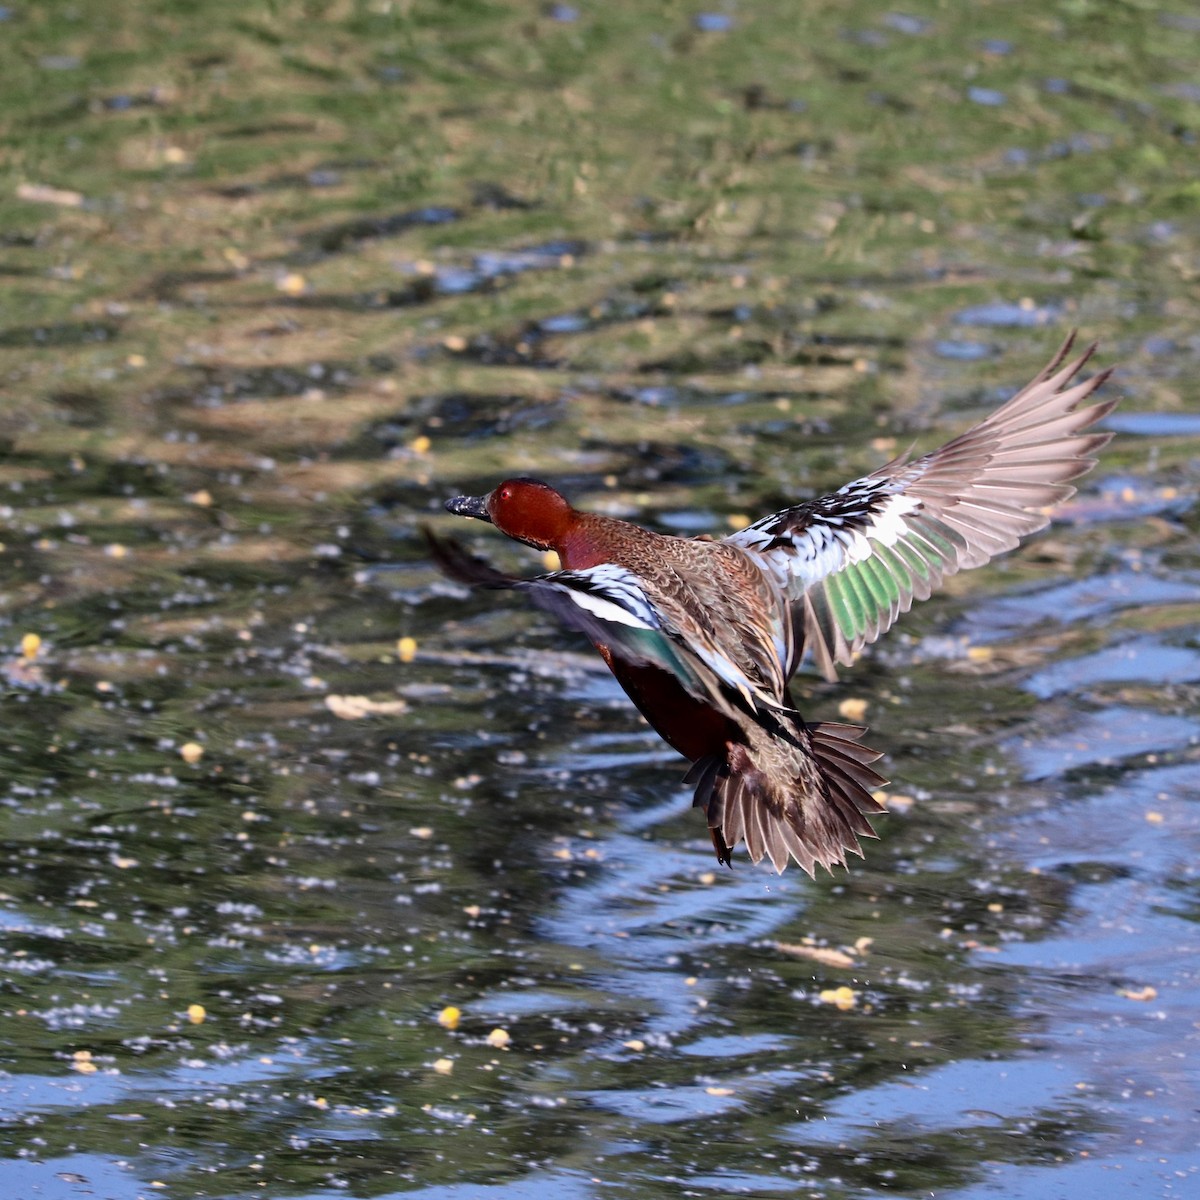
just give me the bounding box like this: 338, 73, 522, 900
684, 719, 888, 876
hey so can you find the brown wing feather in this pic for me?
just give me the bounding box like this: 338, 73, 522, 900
728, 334, 1117, 681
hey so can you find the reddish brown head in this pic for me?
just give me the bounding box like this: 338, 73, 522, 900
444, 477, 576, 551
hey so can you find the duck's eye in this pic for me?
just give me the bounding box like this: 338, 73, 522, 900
498, 486, 512, 501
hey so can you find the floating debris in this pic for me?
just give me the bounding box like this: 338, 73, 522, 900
72, 1050, 98, 1074
879, 791, 915, 813
325, 694, 408, 719
1119, 986, 1158, 1002
17, 181, 85, 207
776, 941, 856, 968
276, 272, 307, 296
818, 986, 859, 1011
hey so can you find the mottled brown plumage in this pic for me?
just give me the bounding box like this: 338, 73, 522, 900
433, 336, 1116, 874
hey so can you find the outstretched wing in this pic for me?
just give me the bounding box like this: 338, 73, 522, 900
425, 531, 784, 717
726, 336, 1116, 682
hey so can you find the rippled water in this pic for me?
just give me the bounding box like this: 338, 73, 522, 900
2, 3, 1199, 1198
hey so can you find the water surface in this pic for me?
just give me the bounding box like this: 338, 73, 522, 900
2, 2, 1198, 1198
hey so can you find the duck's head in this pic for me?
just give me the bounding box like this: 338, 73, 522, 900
444, 477, 575, 551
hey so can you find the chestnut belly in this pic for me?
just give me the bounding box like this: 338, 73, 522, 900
595, 645, 735, 763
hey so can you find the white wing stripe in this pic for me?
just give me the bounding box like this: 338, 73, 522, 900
551, 585, 658, 629
731, 489, 921, 590
538, 565, 663, 630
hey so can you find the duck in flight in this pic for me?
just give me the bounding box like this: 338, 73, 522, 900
430, 336, 1116, 875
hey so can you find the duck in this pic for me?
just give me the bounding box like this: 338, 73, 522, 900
429, 335, 1116, 875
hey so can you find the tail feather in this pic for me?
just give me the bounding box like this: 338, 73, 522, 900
686, 718, 889, 876
808, 736, 888, 791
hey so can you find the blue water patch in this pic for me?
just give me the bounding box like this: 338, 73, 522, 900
883, 12, 931, 35
967, 86, 1008, 107
1010, 708, 1196, 780
954, 301, 1059, 327
433, 266, 482, 295
538, 313, 591, 334
933, 339, 993, 361
680, 1032, 788, 1058
951, 1152, 1200, 1200
1104, 410, 1200, 437
1023, 636, 1200, 699
657, 509, 721, 533
685, 1170, 799, 1193
0, 1155, 150, 1200
406, 1172, 603, 1200
403, 242, 584, 302
475, 241, 584, 277
974, 570, 1200, 633
790, 1056, 1068, 1145
694, 13, 734, 32
0, 1068, 128, 1119
627, 385, 685, 406
468, 988, 590, 1019
1161, 12, 1200, 31
1159, 82, 1200, 101
580, 1069, 802, 1124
